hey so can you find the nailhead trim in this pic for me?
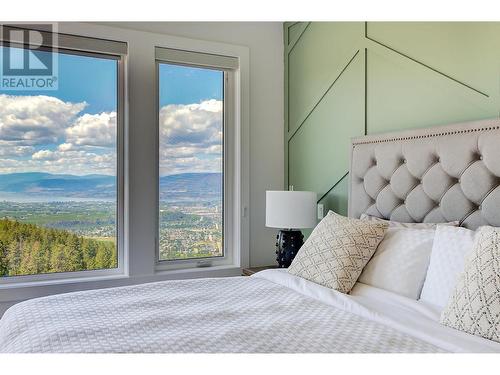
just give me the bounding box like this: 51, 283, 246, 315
352, 126, 500, 146
352, 122, 500, 229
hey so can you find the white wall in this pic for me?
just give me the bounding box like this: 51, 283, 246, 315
0, 22, 283, 316
98, 22, 284, 267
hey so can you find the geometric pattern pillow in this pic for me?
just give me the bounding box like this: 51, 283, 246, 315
288, 211, 388, 294
440, 226, 500, 343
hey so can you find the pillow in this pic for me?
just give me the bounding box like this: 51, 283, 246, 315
440, 226, 500, 343
288, 211, 388, 293
419, 225, 475, 308
358, 227, 435, 299
359, 213, 459, 229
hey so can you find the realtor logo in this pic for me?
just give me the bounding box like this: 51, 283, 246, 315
0, 23, 58, 90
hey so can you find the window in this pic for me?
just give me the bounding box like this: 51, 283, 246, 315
156, 47, 237, 264
0, 27, 126, 282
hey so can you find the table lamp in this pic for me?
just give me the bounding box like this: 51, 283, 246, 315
265, 190, 317, 268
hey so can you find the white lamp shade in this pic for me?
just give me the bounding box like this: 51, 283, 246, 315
266, 190, 317, 229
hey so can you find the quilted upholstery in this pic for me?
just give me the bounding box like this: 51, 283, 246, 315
349, 119, 500, 230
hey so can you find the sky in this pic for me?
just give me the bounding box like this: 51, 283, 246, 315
158, 63, 223, 176
0, 47, 223, 177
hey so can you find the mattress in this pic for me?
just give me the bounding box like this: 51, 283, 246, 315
0, 269, 498, 353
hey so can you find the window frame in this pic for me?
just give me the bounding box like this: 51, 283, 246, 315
154, 47, 238, 270
0, 27, 128, 287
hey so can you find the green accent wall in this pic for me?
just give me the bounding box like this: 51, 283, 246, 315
284, 22, 500, 215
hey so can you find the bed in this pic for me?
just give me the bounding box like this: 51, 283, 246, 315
1, 118, 500, 353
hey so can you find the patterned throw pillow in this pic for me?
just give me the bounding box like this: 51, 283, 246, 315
288, 211, 388, 293
440, 226, 500, 343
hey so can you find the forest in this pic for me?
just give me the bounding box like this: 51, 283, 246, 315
0, 218, 117, 277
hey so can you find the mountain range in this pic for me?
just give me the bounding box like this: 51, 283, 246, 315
0, 172, 222, 200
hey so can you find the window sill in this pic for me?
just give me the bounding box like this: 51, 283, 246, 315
0, 272, 129, 291
0, 265, 240, 292
154, 263, 241, 277
0, 265, 242, 306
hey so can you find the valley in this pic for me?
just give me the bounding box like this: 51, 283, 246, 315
0, 171, 223, 276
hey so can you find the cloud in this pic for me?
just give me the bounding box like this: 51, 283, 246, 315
159, 99, 223, 175
0, 158, 24, 173
159, 99, 222, 147
159, 156, 222, 176
0, 153, 116, 176
0, 94, 223, 177
0, 94, 86, 146
0, 142, 35, 157
160, 144, 222, 159
0, 95, 118, 175
32, 149, 57, 160
57, 143, 73, 152
30, 147, 116, 175
66, 112, 117, 148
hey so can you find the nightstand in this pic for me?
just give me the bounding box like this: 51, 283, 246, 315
241, 265, 280, 276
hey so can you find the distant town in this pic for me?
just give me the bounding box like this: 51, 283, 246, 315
159, 200, 222, 260
158, 172, 223, 260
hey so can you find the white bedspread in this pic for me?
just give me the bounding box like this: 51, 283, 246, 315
0, 269, 498, 353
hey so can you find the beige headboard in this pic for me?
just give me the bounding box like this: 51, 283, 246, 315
348, 119, 500, 230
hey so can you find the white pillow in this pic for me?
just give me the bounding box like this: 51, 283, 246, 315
360, 213, 459, 228
358, 227, 435, 299
419, 225, 475, 309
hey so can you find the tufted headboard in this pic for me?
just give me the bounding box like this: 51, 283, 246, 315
348, 119, 500, 230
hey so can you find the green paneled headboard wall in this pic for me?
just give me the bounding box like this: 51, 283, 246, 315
284, 22, 500, 216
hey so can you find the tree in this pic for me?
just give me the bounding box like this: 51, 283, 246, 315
95, 243, 112, 269
0, 218, 116, 276
6, 240, 21, 276
83, 239, 98, 270
0, 240, 8, 276
19, 241, 36, 275
66, 234, 84, 271
49, 243, 67, 273
39, 235, 52, 274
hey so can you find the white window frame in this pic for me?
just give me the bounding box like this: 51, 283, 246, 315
0, 23, 249, 309
154, 47, 238, 271
0, 26, 128, 288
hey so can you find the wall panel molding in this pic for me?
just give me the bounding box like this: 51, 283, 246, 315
287, 22, 364, 135
367, 46, 496, 134
284, 22, 500, 216
286, 22, 310, 54
365, 33, 489, 98
287, 49, 360, 143
288, 49, 364, 202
